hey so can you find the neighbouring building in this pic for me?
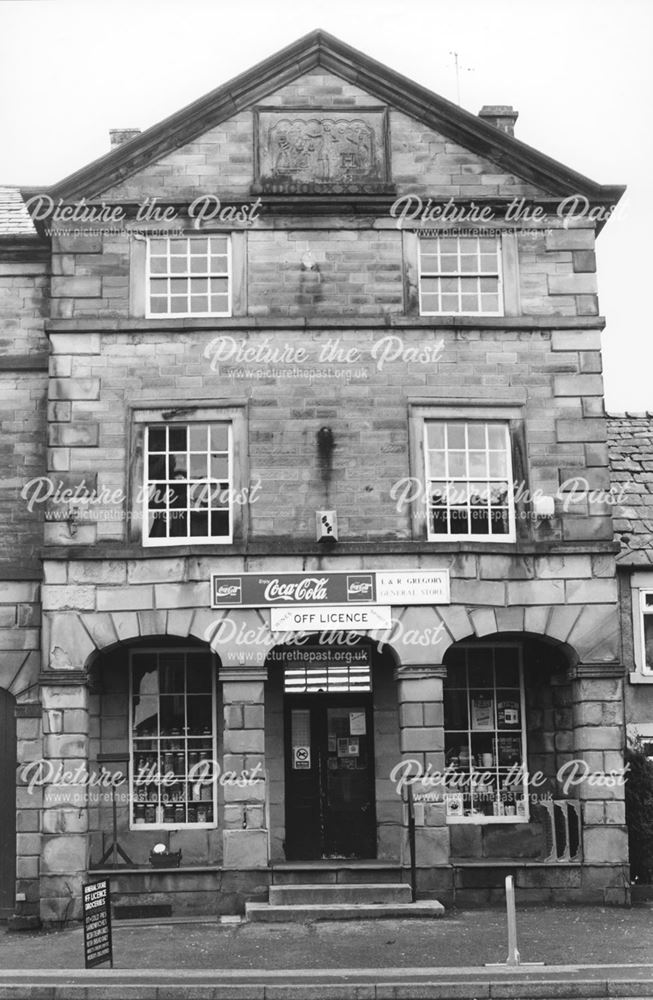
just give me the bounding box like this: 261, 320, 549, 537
0, 30, 629, 925
608, 414, 653, 755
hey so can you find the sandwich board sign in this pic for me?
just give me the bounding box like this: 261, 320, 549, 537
83, 878, 113, 968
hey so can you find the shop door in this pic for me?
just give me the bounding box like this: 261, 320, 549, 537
284, 695, 376, 860
0, 689, 16, 918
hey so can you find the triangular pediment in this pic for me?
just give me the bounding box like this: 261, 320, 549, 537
40, 30, 623, 207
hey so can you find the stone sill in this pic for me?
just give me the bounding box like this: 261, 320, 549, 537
448, 859, 584, 867
41, 539, 620, 562
44, 315, 606, 333
628, 672, 653, 685
89, 865, 265, 876
89, 860, 611, 875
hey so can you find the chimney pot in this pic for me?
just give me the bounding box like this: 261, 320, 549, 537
109, 128, 141, 149
478, 106, 519, 137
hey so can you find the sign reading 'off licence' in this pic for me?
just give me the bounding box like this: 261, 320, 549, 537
270, 605, 391, 632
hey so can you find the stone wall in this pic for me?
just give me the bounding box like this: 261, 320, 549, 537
47, 223, 597, 321
0, 245, 47, 924
0, 251, 48, 566
0, 256, 48, 356
43, 326, 612, 548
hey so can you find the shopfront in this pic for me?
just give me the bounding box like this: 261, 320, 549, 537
26, 558, 629, 920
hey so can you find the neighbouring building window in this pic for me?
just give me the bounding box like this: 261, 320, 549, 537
130, 649, 217, 829
418, 236, 502, 315
146, 236, 231, 317
143, 422, 233, 546
639, 590, 653, 673
424, 420, 515, 541
443, 644, 528, 823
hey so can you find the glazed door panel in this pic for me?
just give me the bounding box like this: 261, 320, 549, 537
284, 695, 376, 860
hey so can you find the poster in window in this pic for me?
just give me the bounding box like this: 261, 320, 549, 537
497, 700, 520, 727
349, 711, 366, 735
498, 737, 521, 766
471, 697, 494, 730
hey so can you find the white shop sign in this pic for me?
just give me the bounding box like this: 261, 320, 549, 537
270, 605, 392, 632
375, 570, 450, 605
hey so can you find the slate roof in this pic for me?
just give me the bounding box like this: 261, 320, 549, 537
0, 186, 36, 235
608, 414, 653, 565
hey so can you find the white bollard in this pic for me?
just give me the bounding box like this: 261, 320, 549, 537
505, 875, 520, 966
485, 875, 544, 968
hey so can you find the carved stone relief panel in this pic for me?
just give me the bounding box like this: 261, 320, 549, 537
253, 107, 392, 194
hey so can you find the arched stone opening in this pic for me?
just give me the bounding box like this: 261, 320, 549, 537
86, 634, 222, 869
442, 632, 577, 864
263, 634, 402, 863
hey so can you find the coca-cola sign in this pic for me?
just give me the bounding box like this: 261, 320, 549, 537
210, 570, 450, 609
263, 578, 329, 603
212, 578, 242, 605
347, 575, 374, 601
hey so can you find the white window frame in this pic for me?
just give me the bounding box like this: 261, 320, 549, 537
129, 647, 217, 831
283, 646, 372, 694
129, 403, 248, 548
422, 419, 516, 543
418, 235, 503, 317
629, 576, 653, 682
444, 643, 529, 825
142, 421, 234, 547
145, 235, 232, 318
637, 588, 653, 676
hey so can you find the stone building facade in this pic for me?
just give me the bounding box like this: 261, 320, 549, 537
608, 415, 653, 755
0, 31, 629, 924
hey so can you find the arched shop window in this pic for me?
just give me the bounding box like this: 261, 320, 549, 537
443, 644, 528, 823
130, 648, 216, 828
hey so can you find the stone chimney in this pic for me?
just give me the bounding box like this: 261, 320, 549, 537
478, 106, 519, 137
109, 128, 141, 149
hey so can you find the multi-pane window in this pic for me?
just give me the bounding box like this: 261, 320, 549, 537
144, 422, 232, 545
283, 648, 372, 694
640, 591, 653, 673
444, 645, 528, 823
147, 236, 231, 317
419, 236, 502, 315
130, 649, 216, 828
424, 421, 515, 540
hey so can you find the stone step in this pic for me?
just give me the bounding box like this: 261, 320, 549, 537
245, 900, 445, 922
269, 882, 412, 905
271, 863, 404, 885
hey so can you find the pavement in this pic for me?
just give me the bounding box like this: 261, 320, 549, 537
0, 906, 652, 998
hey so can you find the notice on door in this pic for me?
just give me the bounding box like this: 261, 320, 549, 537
350, 711, 366, 736
293, 746, 311, 769
270, 605, 391, 632
83, 879, 113, 969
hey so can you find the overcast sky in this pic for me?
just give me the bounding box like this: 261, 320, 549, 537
1, 0, 650, 412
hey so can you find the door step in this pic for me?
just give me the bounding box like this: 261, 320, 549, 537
271, 862, 404, 885
245, 899, 445, 922
269, 882, 412, 905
